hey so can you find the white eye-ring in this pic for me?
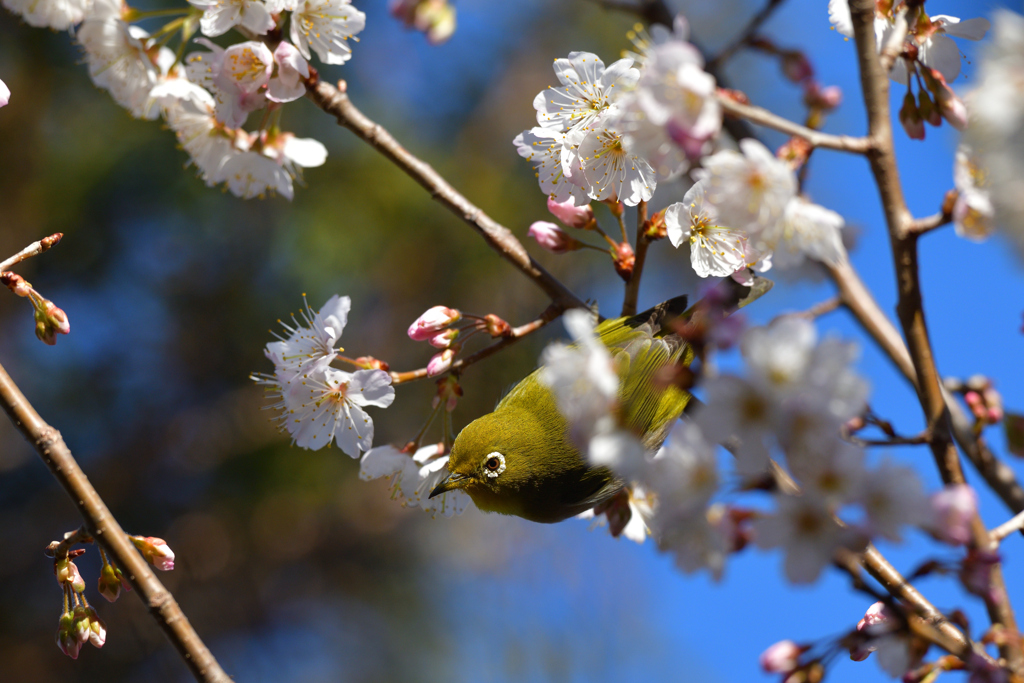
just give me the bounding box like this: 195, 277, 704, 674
483, 452, 506, 478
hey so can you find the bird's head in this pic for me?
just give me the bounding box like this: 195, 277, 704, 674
428, 411, 528, 513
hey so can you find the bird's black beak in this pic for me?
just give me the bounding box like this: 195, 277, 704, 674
429, 471, 469, 499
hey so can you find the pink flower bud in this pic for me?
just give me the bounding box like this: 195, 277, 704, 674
131, 536, 175, 571
0, 272, 32, 297
85, 607, 106, 648
760, 640, 802, 673
55, 558, 86, 593
803, 82, 842, 111
484, 313, 511, 338
0, 78, 9, 107
407, 306, 461, 341
924, 68, 967, 131
612, 241, 635, 281
428, 328, 460, 349
34, 300, 70, 345
433, 375, 462, 412
72, 606, 91, 644
929, 484, 977, 546
960, 548, 1000, 602
97, 563, 123, 603
899, 92, 925, 140
56, 610, 81, 659
781, 51, 814, 83
546, 197, 596, 229
426, 346, 457, 377
857, 601, 898, 634
528, 221, 582, 254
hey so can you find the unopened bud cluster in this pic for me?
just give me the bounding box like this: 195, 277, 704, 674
407, 305, 512, 377
1, 272, 71, 345
47, 531, 174, 659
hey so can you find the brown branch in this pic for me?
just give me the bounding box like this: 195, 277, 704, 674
908, 209, 954, 236
769, 460, 971, 657
848, 0, 1021, 670
390, 304, 563, 384
828, 258, 1024, 526
990, 509, 1024, 546
0, 362, 230, 683
621, 201, 649, 316
304, 79, 585, 311
707, 0, 786, 71
717, 95, 872, 153
0, 233, 63, 272
771, 295, 842, 325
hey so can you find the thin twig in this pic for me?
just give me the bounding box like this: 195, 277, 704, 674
769, 459, 972, 657
771, 295, 841, 324
0, 233, 63, 272
305, 79, 586, 311
828, 258, 1024, 528
990, 509, 1024, 546
908, 208, 954, 236
848, 0, 1021, 670
621, 201, 649, 316
717, 95, 872, 153
390, 304, 563, 384
707, 0, 786, 71
0, 362, 230, 683
845, 433, 930, 447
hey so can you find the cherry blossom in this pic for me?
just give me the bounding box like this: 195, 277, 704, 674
694, 138, 796, 238
753, 493, 847, 584
360, 443, 473, 517
187, 0, 274, 38
953, 144, 995, 241
0, 78, 7, 107
163, 98, 240, 187
891, 14, 991, 85
533, 51, 639, 136
2, 0, 90, 30
260, 130, 328, 182
513, 127, 591, 205
222, 150, 296, 199
289, 0, 366, 65
278, 362, 394, 455
617, 35, 720, 180
267, 41, 310, 103
265, 294, 350, 375
77, 0, 165, 119
763, 197, 846, 269
539, 309, 619, 450
965, 10, 1024, 257
187, 40, 272, 128
576, 123, 656, 206
664, 182, 747, 278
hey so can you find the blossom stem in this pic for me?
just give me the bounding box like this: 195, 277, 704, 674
591, 223, 620, 250
716, 95, 873, 153
615, 212, 629, 244
848, 0, 1021, 668
989, 509, 1024, 545
390, 304, 563, 384
409, 401, 444, 451
0, 233, 63, 272
304, 79, 586, 310
621, 201, 649, 316
126, 7, 192, 20
0, 362, 231, 683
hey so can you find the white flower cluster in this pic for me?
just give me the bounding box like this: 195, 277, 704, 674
964, 10, 1024, 257
253, 295, 395, 456
514, 17, 721, 209
3, 0, 364, 199
827, 0, 989, 85
664, 140, 846, 280
360, 442, 474, 519
539, 311, 939, 583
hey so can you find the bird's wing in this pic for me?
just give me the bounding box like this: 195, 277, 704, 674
614, 335, 692, 451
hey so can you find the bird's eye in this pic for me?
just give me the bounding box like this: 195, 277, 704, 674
483, 452, 506, 478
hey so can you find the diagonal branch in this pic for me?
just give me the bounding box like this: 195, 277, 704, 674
304, 79, 585, 311
848, 0, 1021, 670
0, 362, 230, 683
717, 95, 872, 153
707, 0, 786, 71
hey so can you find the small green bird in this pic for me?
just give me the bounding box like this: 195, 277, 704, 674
429, 296, 694, 523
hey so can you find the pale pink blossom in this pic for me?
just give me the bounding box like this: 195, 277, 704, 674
407, 306, 461, 341
267, 41, 310, 103
0, 78, 9, 107
528, 221, 581, 253
3, 0, 90, 30
187, 0, 274, 38
760, 640, 802, 673
929, 484, 977, 545
131, 536, 175, 571
289, 0, 366, 65
547, 196, 595, 229
533, 51, 639, 135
